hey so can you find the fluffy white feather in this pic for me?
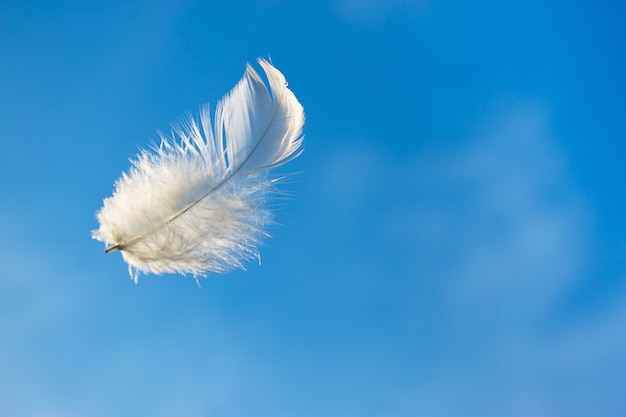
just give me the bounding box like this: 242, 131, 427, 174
93, 59, 304, 282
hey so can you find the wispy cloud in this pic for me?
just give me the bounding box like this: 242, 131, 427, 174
1, 98, 623, 416
298, 100, 623, 416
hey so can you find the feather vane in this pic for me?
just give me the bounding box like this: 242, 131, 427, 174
93, 59, 304, 282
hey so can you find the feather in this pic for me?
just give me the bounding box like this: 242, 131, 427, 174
92, 58, 304, 282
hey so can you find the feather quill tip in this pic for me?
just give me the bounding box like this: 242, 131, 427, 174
92, 58, 304, 282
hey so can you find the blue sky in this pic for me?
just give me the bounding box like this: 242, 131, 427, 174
1, 0, 625, 416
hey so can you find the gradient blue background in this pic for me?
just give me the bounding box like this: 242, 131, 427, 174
1, 0, 625, 416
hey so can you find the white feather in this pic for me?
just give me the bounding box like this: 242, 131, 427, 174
92, 59, 304, 282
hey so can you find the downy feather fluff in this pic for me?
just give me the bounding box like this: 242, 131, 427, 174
93, 59, 304, 282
